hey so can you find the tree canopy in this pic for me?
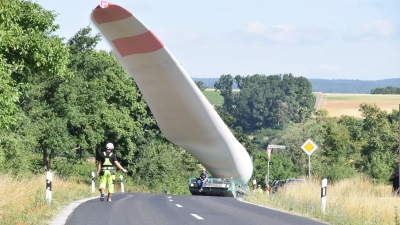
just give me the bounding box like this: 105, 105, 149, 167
215, 73, 315, 132
0, 0, 69, 130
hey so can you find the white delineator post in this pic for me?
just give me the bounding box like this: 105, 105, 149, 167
321, 178, 327, 214
120, 175, 125, 193
46, 171, 52, 203
91, 172, 95, 193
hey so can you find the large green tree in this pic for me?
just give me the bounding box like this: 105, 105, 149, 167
215, 73, 315, 132
0, 0, 69, 130
359, 103, 399, 182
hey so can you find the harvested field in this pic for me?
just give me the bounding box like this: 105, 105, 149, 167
319, 94, 400, 118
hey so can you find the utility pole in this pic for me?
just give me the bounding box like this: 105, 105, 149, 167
398, 104, 399, 188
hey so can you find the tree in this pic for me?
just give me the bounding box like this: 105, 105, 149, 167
214, 74, 235, 112
0, 0, 69, 130
218, 73, 315, 132
359, 103, 398, 182
252, 150, 298, 188
317, 118, 357, 181
194, 80, 206, 92
0, 60, 19, 130
371, 86, 400, 94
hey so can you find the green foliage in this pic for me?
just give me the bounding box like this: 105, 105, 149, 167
0, 59, 19, 130
0, 0, 69, 79
130, 140, 198, 194
371, 86, 400, 94
359, 103, 399, 182
51, 158, 94, 184
214, 74, 235, 112
0, 0, 69, 130
202, 90, 224, 105
215, 73, 315, 132
252, 150, 298, 187
194, 80, 206, 92
314, 118, 357, 181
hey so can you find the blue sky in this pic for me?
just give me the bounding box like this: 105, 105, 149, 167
36, 0, 399, 80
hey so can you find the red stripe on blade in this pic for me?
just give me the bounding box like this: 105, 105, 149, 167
93, 5, 132, 25
112, 31, 164, 56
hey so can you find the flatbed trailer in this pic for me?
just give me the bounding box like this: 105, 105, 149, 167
189, 177, 247, 197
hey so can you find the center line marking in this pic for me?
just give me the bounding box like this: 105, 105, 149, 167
175, 204, 182, 207
169, 199, 173, 201
191, 214, 204, 220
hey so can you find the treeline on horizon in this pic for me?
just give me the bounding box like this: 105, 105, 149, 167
192, 77, 400, 94
371, 86, 400, 94
1, 0, 398, 194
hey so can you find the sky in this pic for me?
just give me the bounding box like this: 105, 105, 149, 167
36, 0, 400, 80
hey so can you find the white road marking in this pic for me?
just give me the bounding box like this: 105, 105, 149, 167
175, 204, 183, 207
169, 199, 173, 201
191, 214, 204, 220
168, 196, 172, 198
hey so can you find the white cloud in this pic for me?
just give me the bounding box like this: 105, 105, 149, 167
343, 20, 397, 42
244, 22, 268, 35
267, 24, 297, 44
243, 22, 329, 45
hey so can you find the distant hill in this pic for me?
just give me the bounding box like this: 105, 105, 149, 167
309, 78, 400, 94
192, 77, 400, 94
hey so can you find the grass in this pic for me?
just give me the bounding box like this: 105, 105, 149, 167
202, 89, 224, 105
244, 176, 399, 225
0, 173, 97, 225
320, 94, 400, 118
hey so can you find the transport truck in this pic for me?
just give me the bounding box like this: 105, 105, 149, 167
188, 177, 247, 197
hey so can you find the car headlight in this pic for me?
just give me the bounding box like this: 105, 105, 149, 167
227, 184, 230, 188
190, 183, 194, 187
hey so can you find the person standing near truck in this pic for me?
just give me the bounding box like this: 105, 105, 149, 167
197, 168, 208, 192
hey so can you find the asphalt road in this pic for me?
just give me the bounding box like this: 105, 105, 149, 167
56, 193, 325, 225
314, 92, 323, 111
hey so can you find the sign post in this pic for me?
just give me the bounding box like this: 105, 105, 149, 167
301, 139, 318, 180
266, 145, 285, 186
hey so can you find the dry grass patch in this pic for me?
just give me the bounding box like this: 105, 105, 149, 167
0, 173, 96, 225
245, 176, 399, 225
320, 94, 400, 118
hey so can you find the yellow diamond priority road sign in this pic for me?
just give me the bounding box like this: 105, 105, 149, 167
301, 138, 318, 156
